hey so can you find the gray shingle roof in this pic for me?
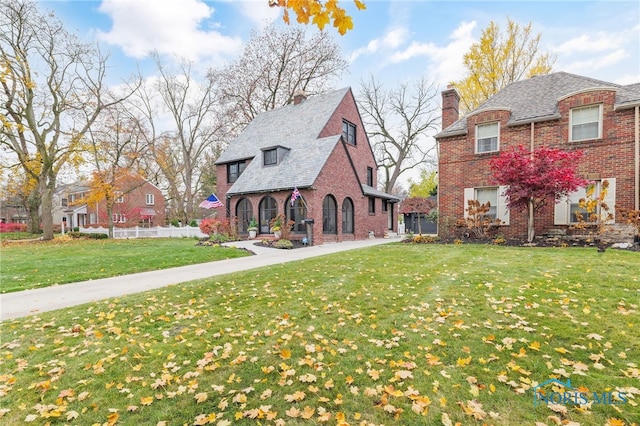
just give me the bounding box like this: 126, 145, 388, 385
216, 88, 351, 195
437, 72, 640, 137
362, 184, 400, 202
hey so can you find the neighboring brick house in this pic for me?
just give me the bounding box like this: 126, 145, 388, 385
436, 72, 640, 240
56, 176, 166, 229
215, 88, 399, 244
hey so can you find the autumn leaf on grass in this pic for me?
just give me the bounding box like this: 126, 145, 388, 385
529, 341, 541, 351
458, 400, 487, 420
140, 396, 154, 406
606, 418, 627, 426
456, 356, 472, 367
195, 392, 208, 403
280, 349, 291, 360
284, 391, 306, 402
107, 411, 119, 426
286, 406, 301, 418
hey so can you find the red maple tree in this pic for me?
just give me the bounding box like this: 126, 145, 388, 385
490, 145, 587, 242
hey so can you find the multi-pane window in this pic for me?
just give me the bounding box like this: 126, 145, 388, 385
342, 120, 356, 145
264, 149, 277, 165
554, 178, 615, 225
475, 188, 498, 219
464, 186, 510, 225
112, 213, 127, 223
476, 122, 499, 153
287, 196, 307, 233
322, 195, 337, 234
236, 198, 253, 233
570, 105, 601, 142
342, 198, 354, 234
145, 194, 155, 205
61, 198, 68, 207
114, 191, 124, 203
227, 161, 246, 183
259, 196, 277, 234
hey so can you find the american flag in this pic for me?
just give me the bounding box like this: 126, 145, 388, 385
290, 187, 300, 206
199, 193, 223, 209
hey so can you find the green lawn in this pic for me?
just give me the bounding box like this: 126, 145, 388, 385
0, 244, 638, 425
0, 237, 250, 293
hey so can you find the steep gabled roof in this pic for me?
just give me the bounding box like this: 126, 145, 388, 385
437, 72, 640, 138
216, 88, 351, 195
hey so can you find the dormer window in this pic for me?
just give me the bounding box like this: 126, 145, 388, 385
264, 148, 277, 165
342, 120, 356, 145
476, 122, 499, 153
570, 104, 602, 142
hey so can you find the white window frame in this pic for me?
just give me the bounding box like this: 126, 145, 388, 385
475, 122, 499, 153
554, 178, 616, 225
570, 104, 602, 142
145, 193, 155, 205
463, 186, 510, 225
112, 213, 127, 223
114, 191, 124, 204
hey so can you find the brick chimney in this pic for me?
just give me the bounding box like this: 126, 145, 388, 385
441, 85, 460, 130
293, 90, 307, 105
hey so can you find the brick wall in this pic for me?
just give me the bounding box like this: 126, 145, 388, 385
87, 179, 166, 226
438, 89, 637, 239
218, 88, 393, 244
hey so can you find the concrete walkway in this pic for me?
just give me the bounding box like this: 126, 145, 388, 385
1, 237, 401, 321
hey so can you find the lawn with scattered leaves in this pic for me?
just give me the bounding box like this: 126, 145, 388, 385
1, 244, 638, 425
0, 238, 250, 293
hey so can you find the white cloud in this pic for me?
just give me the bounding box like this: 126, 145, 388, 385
231, 0, 280, 28
97, 0, 242, 63
348, 27, 409, 62
389, 21, 476, 85
561, 49, 629, 73
553, 32, 622, 54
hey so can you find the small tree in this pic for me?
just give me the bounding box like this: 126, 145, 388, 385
572, 179, 613, 237
459, 199, 501, 239
490, 145, 587, 242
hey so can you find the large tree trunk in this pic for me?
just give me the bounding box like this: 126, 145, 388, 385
41, 185, 55, 240
26, 188, 41, 234
527, 199, 535, 242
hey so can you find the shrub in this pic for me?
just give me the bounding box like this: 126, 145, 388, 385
412, 234, 438, 244
67, 232, 108, 239
459, 199, 502, 239
274, 239, 294, 249
0, 223, 27, 233
199, 218, 238, 241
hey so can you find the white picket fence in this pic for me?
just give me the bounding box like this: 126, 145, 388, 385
78, 225, 208, 239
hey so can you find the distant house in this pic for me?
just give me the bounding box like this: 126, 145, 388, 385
55, 176, 166, 229
436, 72, 639, 240
400, 196, 437, 234
215, 88, 400, 244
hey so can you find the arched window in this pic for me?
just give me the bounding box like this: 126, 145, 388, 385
236, 198, 253, 233
286, 196, 307, 233
342, 198, 354, 234
322, 195, 337, 234
259, 196, 277, 234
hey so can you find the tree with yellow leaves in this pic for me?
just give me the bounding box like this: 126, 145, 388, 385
451, 17, 555, 113
268, 0, 366, 35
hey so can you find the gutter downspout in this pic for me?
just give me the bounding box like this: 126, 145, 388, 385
635, 106, 639, 210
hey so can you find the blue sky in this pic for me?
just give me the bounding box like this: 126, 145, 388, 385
40, 0, 640, 91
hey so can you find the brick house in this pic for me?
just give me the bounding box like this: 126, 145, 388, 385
215, 88, 399, 245
436, 72, 640, 240
56, 176, 166, 229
